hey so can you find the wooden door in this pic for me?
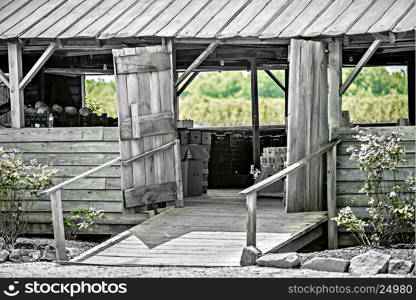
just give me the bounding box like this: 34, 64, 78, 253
286, 39, 328, 213
113, 46, 182, 211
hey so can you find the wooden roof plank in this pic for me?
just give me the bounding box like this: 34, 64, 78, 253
156, 0, 211, 37
116, 0, 174, 38
347, 0, 396, 35
0, 0, 32, 24
369, 0, 414, 33
1, 0, 68, 39
38, 0, 105, 38
21, 0, 86, 38
99, 0, 155, 39
279, 0, 334, 38
138, 0, 193, 36
322, 0, 377, 36
196, 0, 250, 38
78, 0, 145, 38
0, 0, 14, 11
238, 0, 290, 38
217, 0, 270, 38
59, 0, 122, 38
393, 4, 415, 32
176, 0, 230, 38
260, 0, 313, 38
302, 0, 354, 37
0, 0, 49, 35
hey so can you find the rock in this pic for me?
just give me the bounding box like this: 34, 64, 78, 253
9, 249, 42, 263
0, 250, 10, 263
240, 246, 262, 266
257, 253, 300, 268
40, 249, 56, 262
14, 238, 37, 249
388, 259, 414, 275
302, 257, 349, 273
349, 250, 391, 275
79, 107, 93, 116
52, 104, 63, 113
64, 106, 77, 115
67, 247, 83, 259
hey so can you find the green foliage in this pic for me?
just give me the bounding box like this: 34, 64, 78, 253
85, 79, 117, 117
85, 95, 104, 115
333, 128, 415, 246
0, 148, 56, 248
64, 207, 107, 240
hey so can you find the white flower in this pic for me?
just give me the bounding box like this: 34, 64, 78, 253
388, 191, 397, 198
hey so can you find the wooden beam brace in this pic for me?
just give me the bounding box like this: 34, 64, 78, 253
251, 59, 260, 170
176, 71, 199, 97
340, 39, 382, 95
0, 69, 10, 89
175, 41, 219, 88
19, 42, 57, 90
264, 70, 285, 92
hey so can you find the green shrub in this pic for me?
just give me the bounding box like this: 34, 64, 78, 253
0, 148, 56, 248
333, 128, 415, 246
64, 207, 107, 240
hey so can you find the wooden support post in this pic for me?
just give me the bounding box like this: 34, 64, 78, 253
246, 192, 257, 247
177, 71, 199, 97
175, 41, 219, 88
80, 75, 86, 106
19, 42, 57, 90
327, 145, 338, 249
408, 59, 415, 125
8, 42, 24, 128
264, 70, 285, 92
328, 42, 342, 139
0, 69, 10, 89
251, 59, 260, 170
340, 39, 382, 95
284, 68, 289, 118
168, 39, 178, 122
173, 139, 184, 207
50, 190, 68, 261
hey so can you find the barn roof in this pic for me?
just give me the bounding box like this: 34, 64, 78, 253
0, 0, 414, 41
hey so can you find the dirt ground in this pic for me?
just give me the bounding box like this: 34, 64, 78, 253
0, 262, 411, 278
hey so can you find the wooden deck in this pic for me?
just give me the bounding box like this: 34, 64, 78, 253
72, 189, 327, 267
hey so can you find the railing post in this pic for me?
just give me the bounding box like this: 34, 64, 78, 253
246, 192, 257, 247
327, 145, 338, 249
50, 190, 68, 261
173, 139, 184, 207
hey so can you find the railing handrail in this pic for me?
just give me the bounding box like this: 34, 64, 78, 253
41, 140, 177, 195
240, 139, 340, 195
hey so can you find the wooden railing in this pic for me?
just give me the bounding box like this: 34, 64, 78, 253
40, 139, 181, 262
240, 139, 340, 248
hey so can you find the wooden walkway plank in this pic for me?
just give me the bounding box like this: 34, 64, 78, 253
72, 190, 327, 267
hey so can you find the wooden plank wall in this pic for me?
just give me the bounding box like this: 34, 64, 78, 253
0, 127, 147, 235
335, 126, 416, 246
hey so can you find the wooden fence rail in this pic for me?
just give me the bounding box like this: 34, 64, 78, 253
40, 140, 180, 262
240, 139, 340, 248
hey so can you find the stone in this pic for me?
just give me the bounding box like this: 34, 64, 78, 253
67, 247, 83, 259
0, 250, 10, 263
40, 249, 56, 262
240, 246, 262, 266
349, 250, 391, 275
256, 253, 300, 268
9, 249, 42, 263
302, 257, 350, 273
388, 260, 414, 275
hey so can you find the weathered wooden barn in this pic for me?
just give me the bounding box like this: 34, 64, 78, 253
0, 0, 414, 265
